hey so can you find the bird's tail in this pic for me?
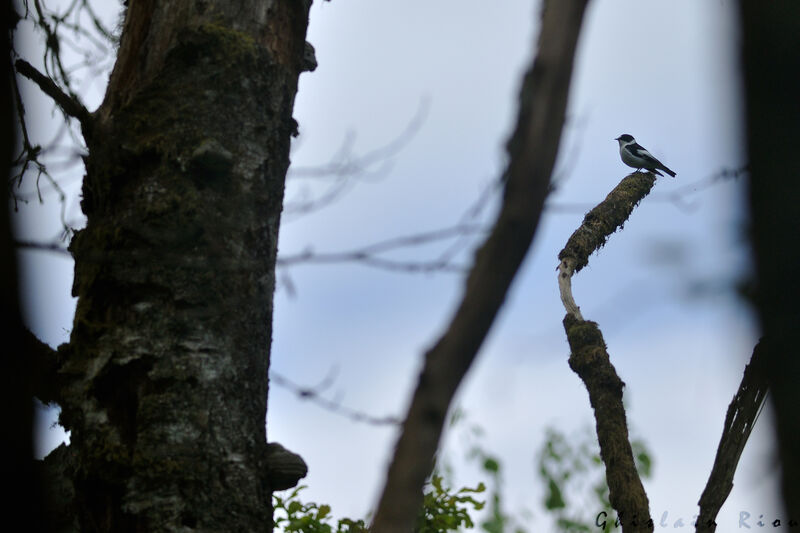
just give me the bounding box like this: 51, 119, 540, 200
661, 165, 676, 177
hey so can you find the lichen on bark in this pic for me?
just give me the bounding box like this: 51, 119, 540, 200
53, 2, 313, 531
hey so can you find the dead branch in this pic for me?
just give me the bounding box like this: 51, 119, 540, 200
557, 171, 657, 320
15, 59, 93, 136
270, 371, 401, 426
557, 171, 661, 532
695, 340, 769, 532
277, 223, 484, 274
282, 97, 428, 221
370, 2, 591, 531
563, 315, 652, 532
14, 239, 71, 255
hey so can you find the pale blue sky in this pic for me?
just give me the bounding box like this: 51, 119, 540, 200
17, 0, 778, 530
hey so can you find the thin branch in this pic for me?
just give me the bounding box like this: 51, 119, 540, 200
277, 224, 485, 273
281, 102, 499, 277
31, 0, 76, 95
14, 58, 93, 135
546, 166, 747, 215
283, 254, 467, 274
371, 1, 591, 531
557, 171, 660, 532
81, 0, 118, 44
283, 97, 429, 221
10, 68, 35, 168
288, 97, 429, 180
428, 178, 504, 269
14, 239, 71, 255
648, 165, 747, 212
695, 340, 769, 532
270, 371, 401, 426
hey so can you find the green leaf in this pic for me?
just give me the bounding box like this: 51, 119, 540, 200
318, 504, 331, 519
637, 452, 652, 477
483, 457, 500, 473
545, 478, 566, 510
458, 482, 486, 494
289, 485, 307, 499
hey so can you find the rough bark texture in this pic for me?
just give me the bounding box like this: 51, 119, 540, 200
695, 341, 768, 532
557, 172, 661, 532
49, 2, 311, 531
740, 0, 800, 523
557, 171, 656, 275
563, 316, 652, 533
370, 2, 590, 532
557, 171, 657, 321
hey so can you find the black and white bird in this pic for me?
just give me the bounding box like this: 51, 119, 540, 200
614, 134, 676, 177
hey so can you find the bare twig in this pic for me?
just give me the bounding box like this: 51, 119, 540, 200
277, 223, 485, 274
14, 239, 71, 255
282, 253, 468, 275
14, 59, 93, 135
648, 165, 747, 212
270, 371, 401, 426
695, 341, 769, 532
289, 97, 429, 180
283, 97, 428, 220
371, 2, 591, 531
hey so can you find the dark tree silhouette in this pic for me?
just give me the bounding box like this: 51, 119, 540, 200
16, 1, 313, 530
3, 5, 47, 533
741, 0, 800, 523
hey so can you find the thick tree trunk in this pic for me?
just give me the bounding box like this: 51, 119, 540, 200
55, 2, 311, 530
740, 0, 800, 522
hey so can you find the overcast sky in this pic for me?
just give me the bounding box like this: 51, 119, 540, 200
15, 0, 780, 530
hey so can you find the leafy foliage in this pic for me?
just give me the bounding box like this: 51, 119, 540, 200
274, 486, 368, 533
447, 408, 531, 533
415, 475, 486, 533
273, 477, 485, 533
537, 427, 653, 532
274, 417, 653, 533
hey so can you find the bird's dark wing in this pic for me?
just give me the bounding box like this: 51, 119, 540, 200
631, 143, 676, 177
629, 143, 656, 161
